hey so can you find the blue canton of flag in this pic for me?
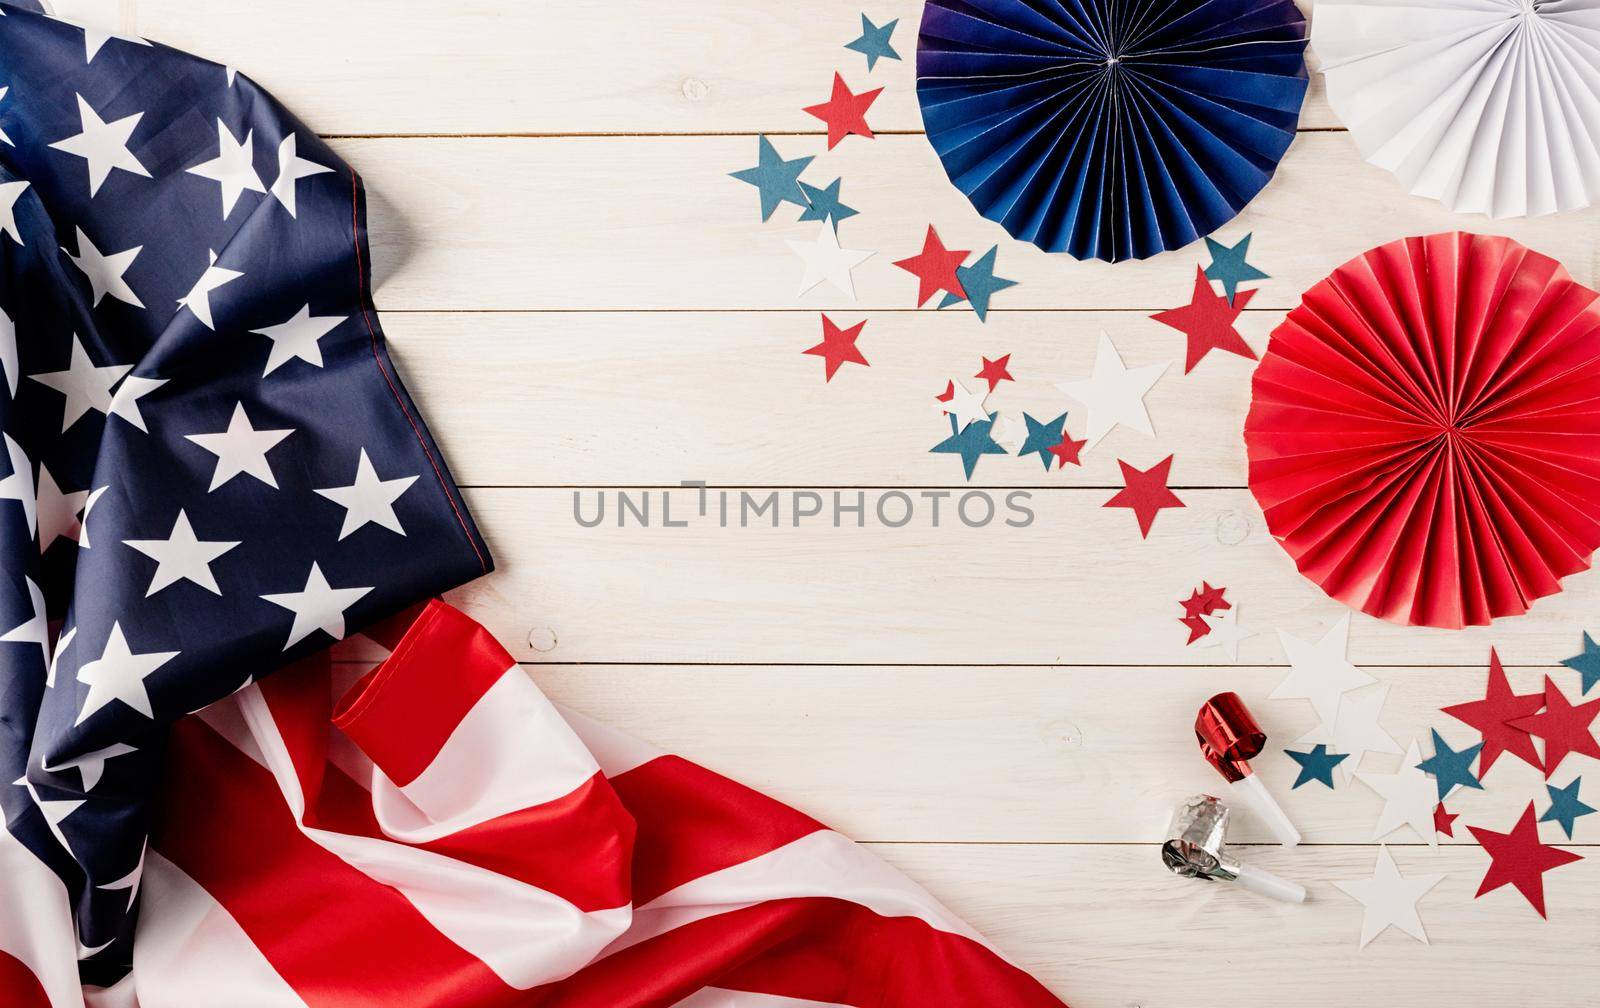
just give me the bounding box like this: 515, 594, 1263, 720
0, 2, 491, 984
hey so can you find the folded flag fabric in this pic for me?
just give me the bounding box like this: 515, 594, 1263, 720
6, 601, 1069, 1008
0, 3, 490, 986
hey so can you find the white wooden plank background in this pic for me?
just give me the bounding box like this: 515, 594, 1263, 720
56, 0, 1600, 1004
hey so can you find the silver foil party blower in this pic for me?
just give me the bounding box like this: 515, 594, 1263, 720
1162, 795, 1306, 903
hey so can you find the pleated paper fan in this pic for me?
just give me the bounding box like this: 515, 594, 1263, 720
1245, 233, 1600, 629
915, 0, 1309, 262
1314, 0, 1600, 218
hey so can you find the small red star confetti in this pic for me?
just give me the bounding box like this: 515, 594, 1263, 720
1441, 648, 1545, 776
1150, 266, 1258, 374
1104, 455, 1184, 538
1468, 802, 1582, 917
1047, 431, 1087, 469
1509, 675, 1600, 778
894, 225, 968, 307
1178, 582, 1230, 644
975, 354, 1014, 392
1434, 803, 1459, 838
802, 72, 882, 150
802, 314, 869, 381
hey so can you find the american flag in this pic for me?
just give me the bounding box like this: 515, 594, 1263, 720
0, 5, 1068, 1006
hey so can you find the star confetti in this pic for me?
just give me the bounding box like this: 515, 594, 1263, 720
1195, 608, 1251, 662
894, 226, 968, 307
844, 14, 900, 71
1270, 614, 1376, 726
1046, 432, 1086, 469
802, 72, 881, 150
786, 225, 873, 299
1179, 581, 1229, 644
1286, 743, 1348, 789
1469, 802, 1582, 917
1540, 777, 1596, 839
935, 380, 956, 406
1055, 332, 1166, 449
1560, 632, 1600, 695
975, 354, 1014, 392
1358, 739, 1442, 847
1332, 846, 1445, 949
1434, 803, 1458, 837
1441, 648, 1544, 776
1202, 233, 1269, 305
943, 379, 989, 431
1296, 684, 1403, 785
938, 246, 1016, 321
989, 413, 1027, 452
796, 177, 858, 231
803, 314, 868, 381
1103, 455, 1183, 538
729, 135, 812, 221
1415, 728, 1483, 801
930, 412, 1005, 481
1018, 412, 1068, 472
1150, 266, 1258, 374
1509, 676, 1600, 779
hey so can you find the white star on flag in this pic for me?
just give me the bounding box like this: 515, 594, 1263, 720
260, 562, 373, 650
75, 622, 180, 725
47, 14, 152, 62
97, 845, 146, 912
176, 249, 243, 329
184, 403, 294, 491
65, 226, 143, 308
1055, 331, 1167, 450
0, 575, 48, 668
27, 333, 131, 432
12, 775, 81, 854
107, 374, 166, 433
315, 449, 418, 539
78, 486, 110, 549
251, 304, 347, 376
0, 86, 10, 146
185, 119, 265, 218
0, 307, 16, 397
43, 742, 136, 793
48, 93, 150, 196
0, 432, 37, 535
270, 134, 333, 217
0, 179, 27, 244
124, 509, 241, 596
34, 465, 88, 553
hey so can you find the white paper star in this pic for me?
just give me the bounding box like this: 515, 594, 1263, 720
1332, 845, 1445, 948
989, 413, 1026, 452
42, 742, 135, 794
1270, 614, 1376, 725
251, 304, 346, 376
0, 307, 16, 397
1295, 682, 1402, 783
75, 622, 179, 725
64, 226, 143, 308
1356, 739, 1440, 847
0, 432, 35, 535
260, 562, 373, 650
34, 465, 87, 553
124, 510, 240, 596
314, 449, 418, 540
186, 120, 265, 218
1197, 607, 1253, 662
184, 403, 294, 491
78, 486, 109, 549
107, 373, 166, 433
27, 334, 131, 432
269, 133, 333, 217
0, 179, 27, 244
0, 576, 48, 669
48, 94, 150, 196
176, 250, 244, 329
1055, 331, 1167, 449
787, 226, 872, 299
943, 378, 990, 431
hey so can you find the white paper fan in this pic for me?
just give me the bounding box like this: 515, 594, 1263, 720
1313, 0, 1600, 217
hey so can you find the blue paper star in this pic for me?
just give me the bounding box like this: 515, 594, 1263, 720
936, 246, 1017, 322
844, 14, 900, 71
729, 135, 813, 221
1285, 744, 1348, 789
1203, 233, 1269, 305
930, 412, 1006, 481
797, 177, 859, 231
1018, 412, 1068, 472
1540, 777, 1597, 839
1416, 728, 1484, 801
1561, 632, 1600, 695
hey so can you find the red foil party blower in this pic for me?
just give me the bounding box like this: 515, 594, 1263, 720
1195, 692, 1301, 846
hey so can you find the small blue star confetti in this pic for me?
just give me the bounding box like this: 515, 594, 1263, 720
1561, 632, 1600, 695
1539, 777, 1597, 839
937, 246, 1017, 322
930, 412, 1006, 481
1286, 744, 1348, 789
729, 135, 813, 221
1203, 233, 1269, 305
844, 14, 900, 71
1416, 728, 1484, 801
1018, 412, 1068, 472
797, 177, 859, 231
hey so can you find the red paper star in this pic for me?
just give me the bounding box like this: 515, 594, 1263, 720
1434, 803, 1459, 838
1150, 267, 1258, 374
1441, 648, 1545, 775
1509, 676, 1600, 778
1047, 432, 1086, 469
975, 354, 1015, 392
894, 226, 968, 307
1468, 802, 1582, 917
935, 380, 955, 403
1104, 455, 1184, 538
802, 314, 869, 381
1179, 582, 1230, 644
802, 72, 881, 150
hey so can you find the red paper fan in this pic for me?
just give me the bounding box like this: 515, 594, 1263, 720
1245, 232, 1600, 629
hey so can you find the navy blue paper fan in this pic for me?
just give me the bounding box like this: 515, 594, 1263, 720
916, 0, 1309, 262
